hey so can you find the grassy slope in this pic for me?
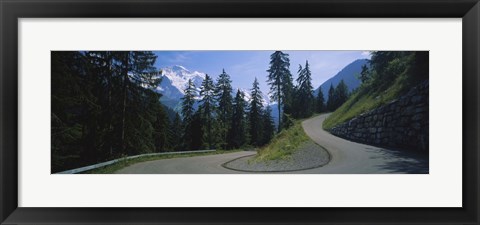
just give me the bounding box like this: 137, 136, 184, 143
84, 150, 241, 174
323, 72, 410, 130
254, 120, 310, 161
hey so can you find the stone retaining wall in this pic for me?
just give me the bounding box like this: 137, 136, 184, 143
329, 81, 428, 152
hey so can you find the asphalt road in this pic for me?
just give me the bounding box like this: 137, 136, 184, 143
115, 114, 428, 174
115, 151, 255, 174
300, 113, 428, 174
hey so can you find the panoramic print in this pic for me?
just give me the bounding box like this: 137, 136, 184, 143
52, 51, 429, 174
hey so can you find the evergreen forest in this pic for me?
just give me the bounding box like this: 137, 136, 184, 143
52, 50, 413, 173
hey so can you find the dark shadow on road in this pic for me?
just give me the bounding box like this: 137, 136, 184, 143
367, 147, 429, 174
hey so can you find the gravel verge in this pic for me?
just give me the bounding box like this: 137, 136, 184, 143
222, 140, 330, 172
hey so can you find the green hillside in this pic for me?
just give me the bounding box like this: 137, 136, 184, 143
255, 120, 310, 161
323, 51, 428, 130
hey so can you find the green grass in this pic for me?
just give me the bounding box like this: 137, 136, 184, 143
323, 74, 409, 130
83, 150, 241, 174
254, 120, 310, 162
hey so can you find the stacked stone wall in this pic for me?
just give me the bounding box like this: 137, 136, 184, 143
330, 81, 428, 151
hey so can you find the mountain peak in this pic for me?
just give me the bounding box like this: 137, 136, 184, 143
315, 58, 369, 100
239, 88, 271, 106
158, 65, 205, 98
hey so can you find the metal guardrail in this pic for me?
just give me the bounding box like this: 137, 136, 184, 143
56, 150, 217, 174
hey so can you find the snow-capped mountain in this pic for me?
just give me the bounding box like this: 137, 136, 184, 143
238, 88, 270, 107
155, 65, 205, 110
156, 65, 205, 97
156, 65, 273, 112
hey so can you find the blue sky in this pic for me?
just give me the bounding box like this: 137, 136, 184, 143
154, 50, 371, 94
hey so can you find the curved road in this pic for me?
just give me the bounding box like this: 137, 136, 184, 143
300, 113, 428, 174
116, 151, 255, 174
116, 114, 428, 174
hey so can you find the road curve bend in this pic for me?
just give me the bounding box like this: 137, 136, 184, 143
115, 114, 427, 174
115, 151, 255, 174
300, 114, 428, 174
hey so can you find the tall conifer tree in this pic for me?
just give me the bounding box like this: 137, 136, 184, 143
327, 84, 335, 111
261, 106, 275, 146
333, 79, 349, 110
248, 78, 264, 146
316, 87, 326, 113
359, 64, 370, 83
52, 51, 165, 172
228, 89, 248, 149
181, 79, 196, 150
215, 69, 233, 149
267, 51, 293, 132
190, 110, 204, 150
295, 60, 315, 118
199, 74, 216, 149
170, 112, 183, 151
118, 51, 160, 155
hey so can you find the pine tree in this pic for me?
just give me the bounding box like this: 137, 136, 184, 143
282, 73, 295, 128
118, 51, 160, 155
333, 79, 349, 110
124, 87, 163, 155
84, 51, 117, 158
170, 112, 183, 151
359, 64, 370, 83
267, 51, 293, 132
291, 86, 300, 118
182, 79, 196, 122
228, 89, 248, 149
51, 51, 164, 172
190, 110, 204, 150
52, 51, 93, 172
152, 94, 170, 152
327, 84, 335, 111
181, 79, 196, 150
316, 87, 325, 113
199, 74, 216, 149
260, 105, 275, 146
214, 69, 233, 149
248, 78, 264, 146
295, 60, 315, 118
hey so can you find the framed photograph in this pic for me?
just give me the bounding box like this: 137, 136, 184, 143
1, 0, 478, 224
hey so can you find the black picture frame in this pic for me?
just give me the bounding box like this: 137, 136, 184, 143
1, 0, 479, 224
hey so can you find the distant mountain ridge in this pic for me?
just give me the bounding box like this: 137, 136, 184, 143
156, 65, 204, 100
156, 60, 367, 125
315, 59, 369, 100
156, 65, 271, 112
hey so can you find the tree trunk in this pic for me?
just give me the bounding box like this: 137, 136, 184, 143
120, 52, 129, 155
277, 83, 282, 133
106, 52, 113, 157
